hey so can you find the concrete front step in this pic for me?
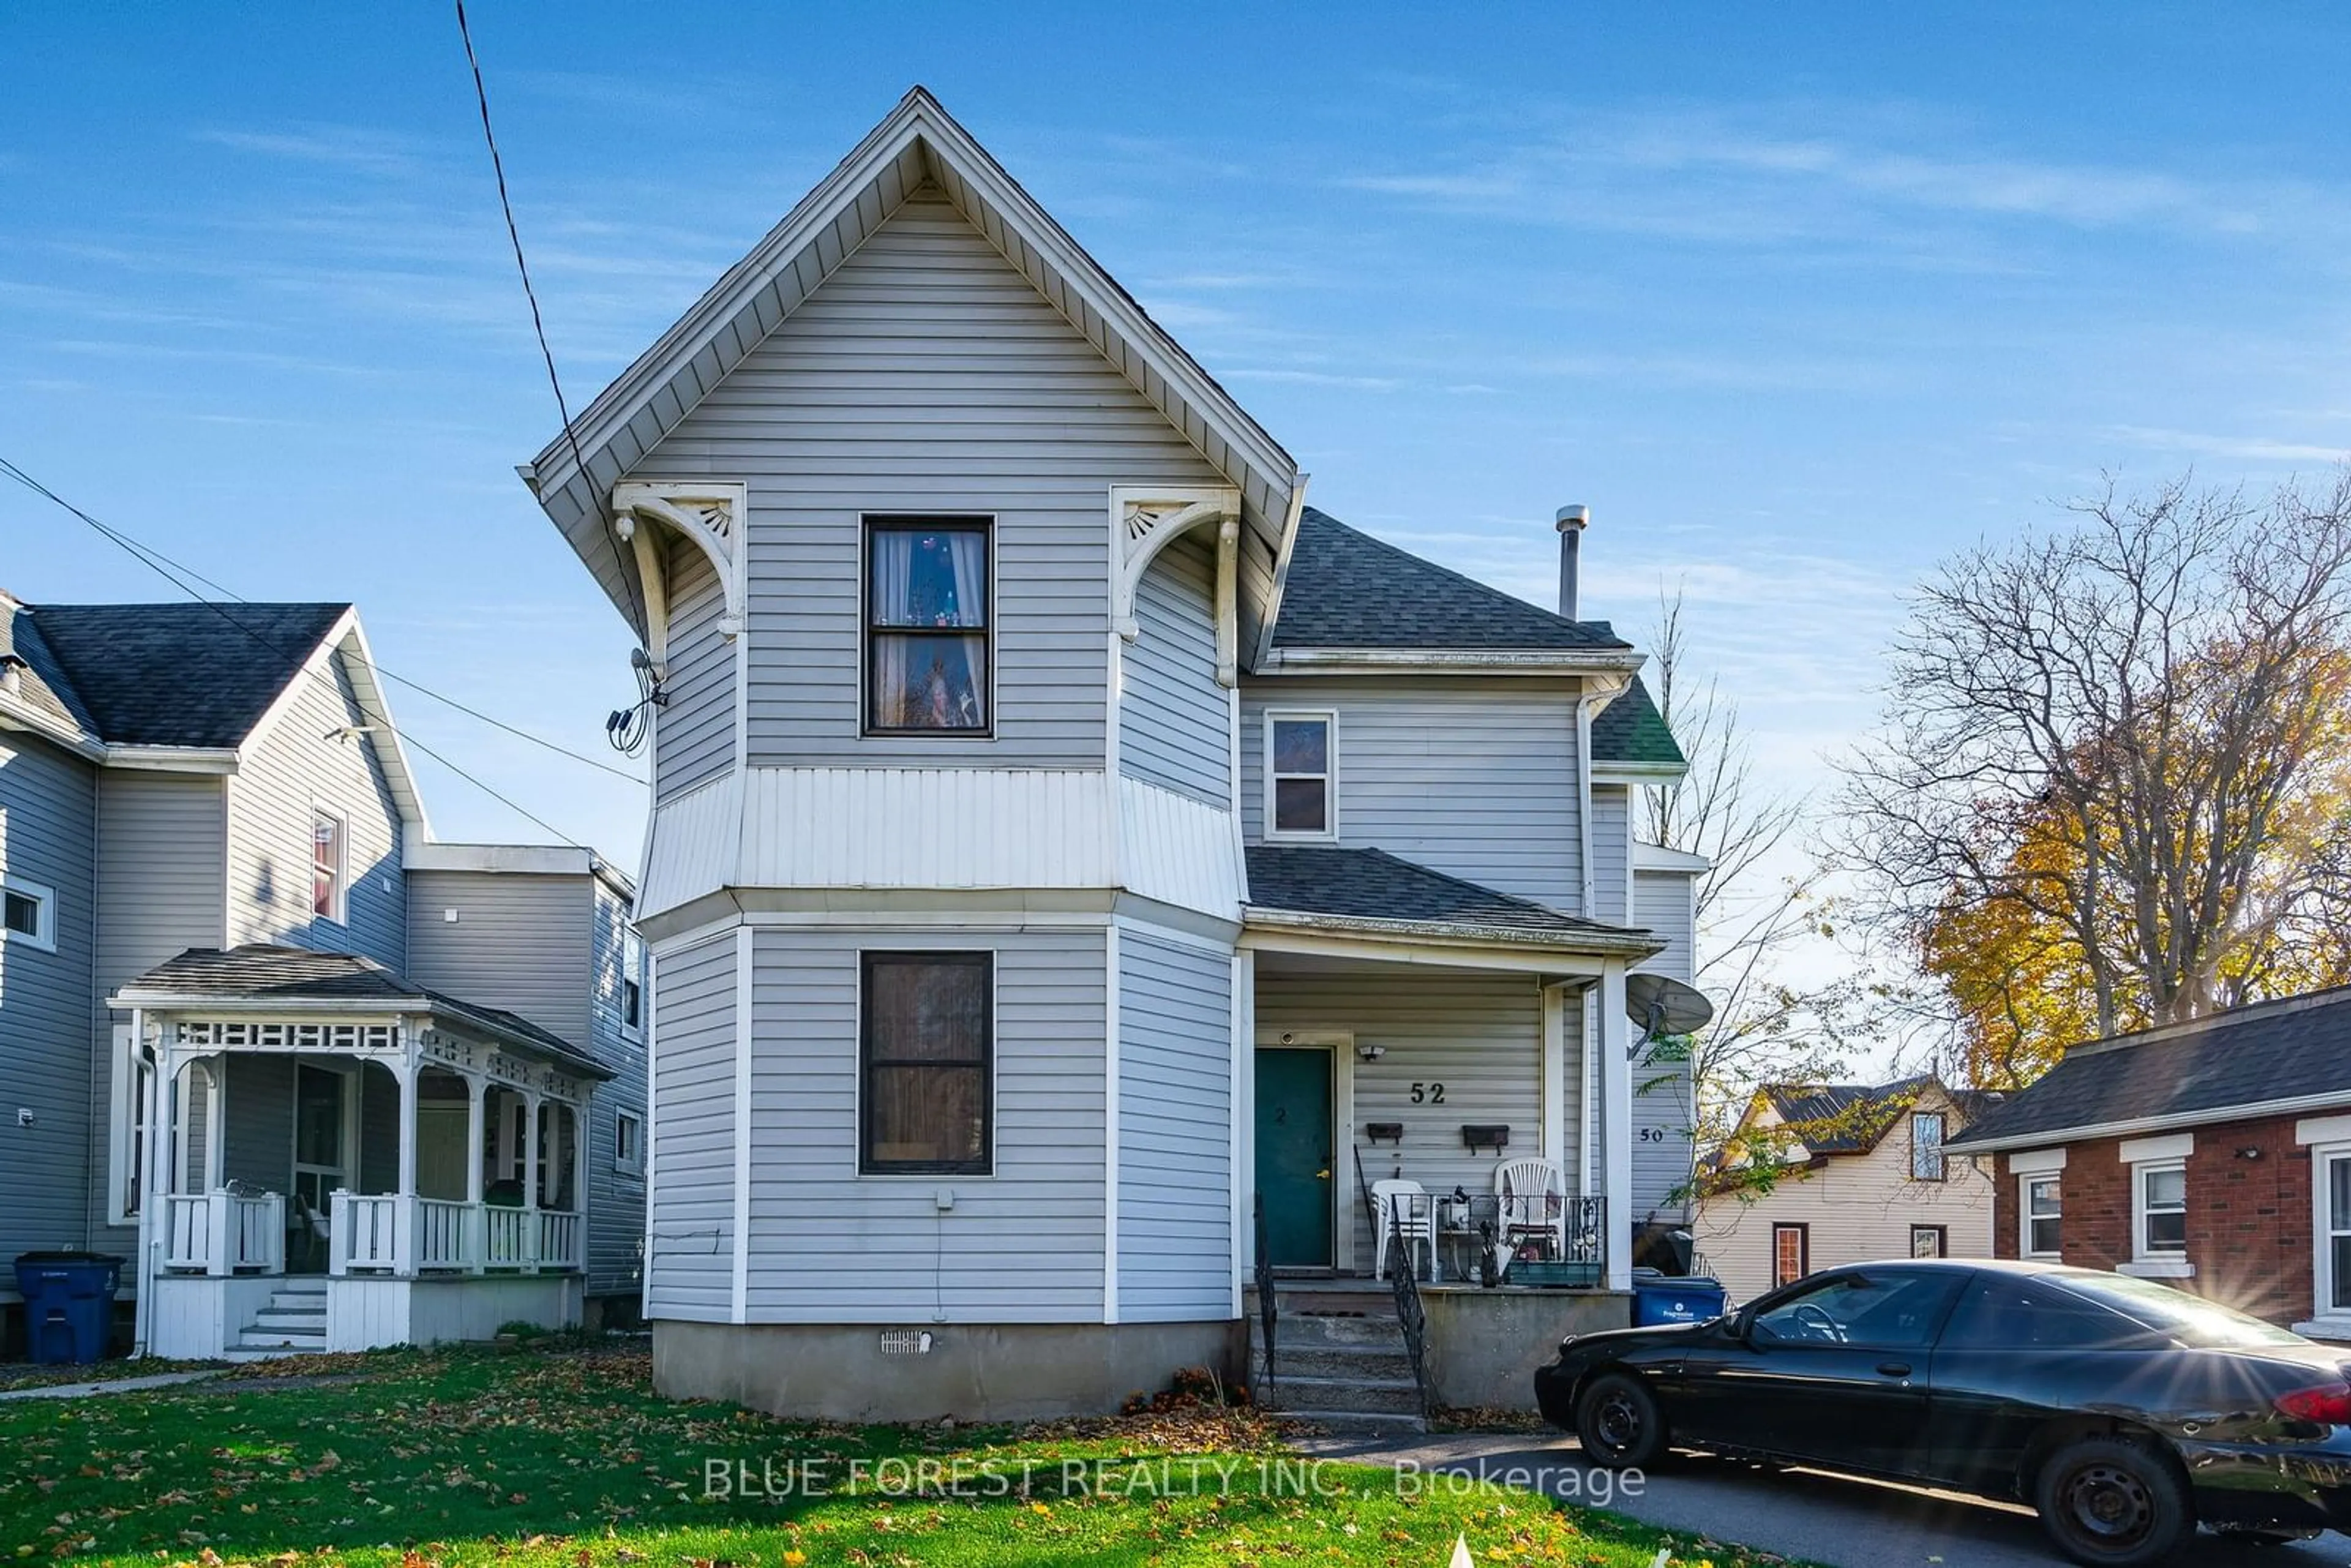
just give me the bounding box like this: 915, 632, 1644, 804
1263, 1372, 1424, 1417
1271, 1313, 1408, 1351
1278, 1409, 1428, 1436
1254, 1343, 1414, 1381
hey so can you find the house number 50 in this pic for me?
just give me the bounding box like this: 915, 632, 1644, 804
1409, 1082, 1446, 1105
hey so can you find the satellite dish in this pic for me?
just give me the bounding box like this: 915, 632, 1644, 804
1624, 973, 1714, 1041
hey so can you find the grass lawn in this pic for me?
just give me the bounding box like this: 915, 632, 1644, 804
1, 1343, 1791, 1567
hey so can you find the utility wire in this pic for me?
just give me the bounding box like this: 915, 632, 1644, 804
0, 455, 642, 784
452, 0, 647, 632
0, 455, 590, 847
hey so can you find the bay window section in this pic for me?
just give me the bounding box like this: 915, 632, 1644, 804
860, 953, 992, 1175
866, 519, 990, 735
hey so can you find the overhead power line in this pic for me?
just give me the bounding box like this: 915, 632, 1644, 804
452, 0, 647, 631
0, 456, 642, 784
0, 454, 607, 847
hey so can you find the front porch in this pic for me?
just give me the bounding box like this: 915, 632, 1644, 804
113, 947, 612, 1359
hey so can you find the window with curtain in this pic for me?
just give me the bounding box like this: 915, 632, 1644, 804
312, 810, 345, 920
866, 519, 990, 733
861, 953, 992, 1174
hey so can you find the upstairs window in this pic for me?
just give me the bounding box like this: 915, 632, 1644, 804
1, 874, 55, 952
311, 811, 346, 922
620, 929, 645, 1033
1266, 712, 1336, 838
615, 1110, 643, 1175
860, 952, 992, 1175
1910, 1111, 1948, 1181
866, 519, 990, 735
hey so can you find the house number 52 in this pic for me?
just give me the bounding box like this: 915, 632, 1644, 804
1409, 1082, 1445, 1105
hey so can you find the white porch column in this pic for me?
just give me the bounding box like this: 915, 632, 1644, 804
1540, 983, 1567, 1169
392, 1060, 418, 1276
206, 1054, 228, 1192
569, 1100, 588, 1269
522, 1089, 544, 1272
464, 1075, 487, 1274
1598, 961, 1633, 1292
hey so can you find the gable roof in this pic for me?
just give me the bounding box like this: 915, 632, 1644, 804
1244, 842, 1656, 955
0, 591, 98, 742
1592, 676, 1687, 768
16, 600, 351, 748
1752, 1075, 2004, 1156
111, 945, 611, 1081
523, 86, 1299, 640
1268, 508, 1631, 655
1947, 986, 2351, 1153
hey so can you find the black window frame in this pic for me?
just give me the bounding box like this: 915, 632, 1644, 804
1910, 1111, 1948, 1182
859, 951, 994, 1176
863, 516, 994, 738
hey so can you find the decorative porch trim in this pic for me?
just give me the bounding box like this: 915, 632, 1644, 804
1107, 484, 1243, 686
612, 481, 748, 673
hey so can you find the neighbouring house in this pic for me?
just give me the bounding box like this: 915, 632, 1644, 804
519, 86, 1703, 1423
0, 593, 646, 1358
1693, 1076, 2004, 1304
1948, 986, 2351, 1338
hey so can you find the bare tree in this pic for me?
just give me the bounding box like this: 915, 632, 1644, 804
1839, 470, 2351, 1050
1641, 590, 1859, 1160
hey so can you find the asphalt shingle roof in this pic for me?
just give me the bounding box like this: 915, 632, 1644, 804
119, 945, 612, 1079
16, 601, 348, 748
1591, 676, 1687, 768
0, 593, 98, 738
1762, 1076, 2006, 1154
1949, 988, 2351, 1149
1244, 843, 1640, 943
1270, 508, 1632, 653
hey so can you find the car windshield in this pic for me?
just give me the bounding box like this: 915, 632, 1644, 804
2048, 1272, 2310, 1349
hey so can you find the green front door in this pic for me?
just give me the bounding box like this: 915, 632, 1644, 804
1254, 1048, 1334, 1267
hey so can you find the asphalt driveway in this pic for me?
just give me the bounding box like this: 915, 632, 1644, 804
1302, 1429, 2351, 1567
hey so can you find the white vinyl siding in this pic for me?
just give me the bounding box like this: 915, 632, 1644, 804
743, 925, 1108, 1322
656, 533, 736, 802
1630, 867, 1700, 1220
0, 733, 99, 1265
646, 936, 736, 1321
1120, 533, 1229, 806
1692, 1090, 2000, 1305
225, 652, 404, 966
1256, 964, 1561, 1272
1239, 678, 1581, 910
1117, 928, 1233, 1320
631, 189, 1224, 769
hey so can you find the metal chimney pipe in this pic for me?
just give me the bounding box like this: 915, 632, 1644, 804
1555, 504, 1589, 619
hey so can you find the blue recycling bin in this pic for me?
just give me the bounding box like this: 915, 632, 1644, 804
13, 1252, 124, 1365
1631, 1274, 1728, 1327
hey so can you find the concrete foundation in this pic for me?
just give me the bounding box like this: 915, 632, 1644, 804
1422, 1288, 1632, 1410
654, 1318, 1248, 1423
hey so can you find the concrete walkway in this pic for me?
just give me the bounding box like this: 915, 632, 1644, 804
1303, 1428, 2351, 1567
0, 1369, 226, 1401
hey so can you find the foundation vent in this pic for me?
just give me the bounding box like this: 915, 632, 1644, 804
879, 1329, 935, 1356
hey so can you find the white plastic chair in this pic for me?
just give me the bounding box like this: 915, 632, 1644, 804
1494, 1157, 1568, 1259
1371, 1179, 1438, 1281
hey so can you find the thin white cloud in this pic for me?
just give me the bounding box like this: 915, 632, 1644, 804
195, 124, 440, 178
2104, 424, 2350, 465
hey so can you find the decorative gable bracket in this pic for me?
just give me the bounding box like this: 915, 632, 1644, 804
1109, 484, 1243, 688
611, 481, 748, 673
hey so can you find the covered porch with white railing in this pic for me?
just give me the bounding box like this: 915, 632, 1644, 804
111, 958, 612, 1359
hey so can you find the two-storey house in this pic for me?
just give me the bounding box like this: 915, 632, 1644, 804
522, 89, 1700, 1421
0, 593, 645, 1358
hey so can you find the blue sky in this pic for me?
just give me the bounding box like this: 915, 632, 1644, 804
6, 3, 2349, 877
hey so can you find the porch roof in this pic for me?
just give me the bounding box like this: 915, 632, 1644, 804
1243, 844, 1660, 959
109, 945, 614, 1081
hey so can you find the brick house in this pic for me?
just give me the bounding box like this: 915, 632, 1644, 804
1946, 986, 2351, 1338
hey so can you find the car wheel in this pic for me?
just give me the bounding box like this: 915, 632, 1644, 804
2032, 1436, 2192, 1567
1575, 1371, 1667, 1469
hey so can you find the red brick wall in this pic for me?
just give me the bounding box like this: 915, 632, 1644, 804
1988, 1114, 2315, 1327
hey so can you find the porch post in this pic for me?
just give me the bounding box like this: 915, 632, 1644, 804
197, 1064, 230, 1277
522, 1089, 544, 1272
392, 1059, 418, 1276
464, 1075, 486, 1274
569, 1099, 588, 1271
1540, 983, 1567, 1169
1598, 962, 1633, 1292
206, 1054, 228, 1191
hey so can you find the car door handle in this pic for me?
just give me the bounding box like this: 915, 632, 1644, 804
1877, 1362, 1912, 1378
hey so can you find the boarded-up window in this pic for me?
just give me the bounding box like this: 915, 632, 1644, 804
861, 953, 992, 1174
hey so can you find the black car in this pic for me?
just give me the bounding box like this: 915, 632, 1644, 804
1535, 1258, 2351, 1566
